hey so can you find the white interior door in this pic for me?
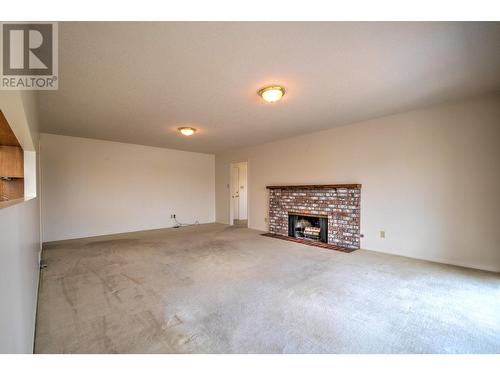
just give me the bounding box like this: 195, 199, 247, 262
231, 166, 239, 222
237, 162, 247, 220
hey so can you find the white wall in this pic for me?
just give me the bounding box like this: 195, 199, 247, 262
0, 91, 41, 353
41, 134, 215, 242
216, 94, 500, 272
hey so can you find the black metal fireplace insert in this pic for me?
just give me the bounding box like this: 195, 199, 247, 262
288, 213, 328, 243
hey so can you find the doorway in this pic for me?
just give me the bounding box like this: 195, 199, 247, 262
229, 161, 248, 227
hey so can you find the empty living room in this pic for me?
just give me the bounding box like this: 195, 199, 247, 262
1, 1, 499, 373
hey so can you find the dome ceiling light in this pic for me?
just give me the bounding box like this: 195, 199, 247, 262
178, 127, 196, 136
258, 85, 286, 103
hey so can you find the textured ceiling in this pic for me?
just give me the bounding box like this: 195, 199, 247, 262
38, 22, 500, 153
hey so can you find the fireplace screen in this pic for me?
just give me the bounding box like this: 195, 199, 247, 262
288, 213, 328, 243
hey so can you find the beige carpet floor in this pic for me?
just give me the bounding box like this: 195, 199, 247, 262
35, 223, 500, 353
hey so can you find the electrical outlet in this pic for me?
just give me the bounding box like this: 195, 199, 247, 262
171, 214, 176, 219
380, 230, 385, 239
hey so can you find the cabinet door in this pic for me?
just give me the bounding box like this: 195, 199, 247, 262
0, 146, 23, 178
0, 179, 24, 201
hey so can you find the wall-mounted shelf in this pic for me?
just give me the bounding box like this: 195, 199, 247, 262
266, 184, 361, 190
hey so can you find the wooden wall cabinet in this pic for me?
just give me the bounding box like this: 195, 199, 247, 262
0, 111, 25, 203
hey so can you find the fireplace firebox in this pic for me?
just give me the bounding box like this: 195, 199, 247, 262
288, 213, 328, 243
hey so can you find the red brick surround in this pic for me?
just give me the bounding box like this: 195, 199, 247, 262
267, 184, 361, 249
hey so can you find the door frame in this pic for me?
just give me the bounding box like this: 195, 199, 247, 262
229, 160, 249, 226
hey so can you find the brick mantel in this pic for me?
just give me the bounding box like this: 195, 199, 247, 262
267, 184, 361, 249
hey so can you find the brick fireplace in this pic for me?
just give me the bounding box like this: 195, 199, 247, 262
265, 184, 361, 251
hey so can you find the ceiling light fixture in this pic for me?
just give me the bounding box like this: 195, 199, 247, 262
258, 85, 285, 103
178, 127, 196, 136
